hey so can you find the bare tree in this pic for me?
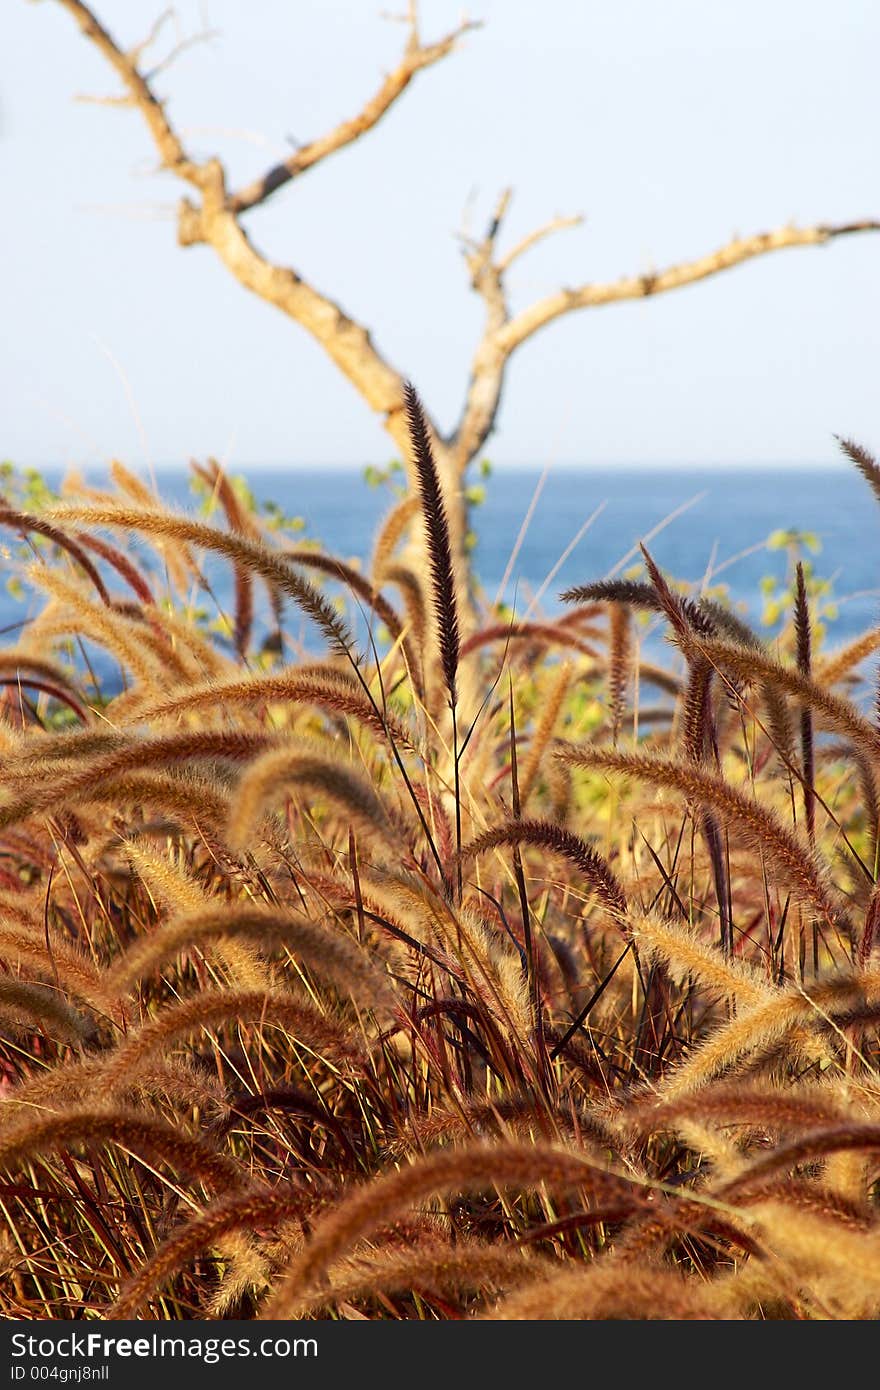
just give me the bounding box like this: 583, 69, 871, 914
37, 0, 879, 599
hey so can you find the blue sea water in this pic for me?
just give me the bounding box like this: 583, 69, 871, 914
181, 464, 879, 639
6, 465, 879, 678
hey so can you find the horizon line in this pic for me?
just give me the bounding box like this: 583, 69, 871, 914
9, 457, 855, 474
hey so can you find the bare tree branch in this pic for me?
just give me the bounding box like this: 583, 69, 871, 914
178, 174, 410, 444
450, 201, 586, 466
144, 26, 220, 83
496, 213, 584, 274
54, 0, 205, 186
496, 219, 880, 358
74, 13, 219, 115
459, 188, 513, 332
126, 6, 174, 67
227, 10, 480, 215
445, 215, 880, 471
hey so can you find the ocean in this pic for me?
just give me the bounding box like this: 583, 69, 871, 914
5, 466, 878, 677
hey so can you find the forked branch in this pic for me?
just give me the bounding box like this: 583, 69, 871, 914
55, 0, 204, 185
449, 214, 879, 471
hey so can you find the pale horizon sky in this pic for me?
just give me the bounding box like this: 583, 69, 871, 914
3, 1, 879, 472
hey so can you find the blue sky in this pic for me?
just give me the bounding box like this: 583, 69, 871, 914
3, 0, 878, 469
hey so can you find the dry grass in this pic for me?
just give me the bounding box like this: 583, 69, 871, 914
0, 416, 878, 1321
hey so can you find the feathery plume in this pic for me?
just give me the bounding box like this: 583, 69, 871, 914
837, 436, 880, 507
858, 880, 880, 966
0, 730, 271, 831
795, 562, 816, 848
285, 548, 406, 648
75, 532, 154, 606
0, 978, 96, 1044
608, 603, 631, 745
678, 633, 880, 761
519, 662, 572, 805
652, 974, 867, 1100
0, 506, 110, 604
136, 669, 414, 749
460, 622, 598, 660
104, 902, 397, 1018
191, 458, 259, 655
24, 567, 160, 689
109, 1184, 318, 1318
817, 627, 880, 688
372, 495, 420, 578
287, 1240, 554, 1318
462, 819, 626, 916
402, 383, 459, 708
64, 769, 232, 833
229, 746, 398, 854
45, 505, 358, 661
629, 913, 772, 1007
719, 1124, 880, 1202
631, 1082, 853, 1140
562, 577, 714, 640
485, 1264, 724, 1320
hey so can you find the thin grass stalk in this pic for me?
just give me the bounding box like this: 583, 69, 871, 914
402, 384, 462, 896
507, 683, 547, 1095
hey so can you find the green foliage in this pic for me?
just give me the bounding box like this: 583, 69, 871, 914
0, 461, 59, 513
760, 528, 837, 640
363, 458, 406, 496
